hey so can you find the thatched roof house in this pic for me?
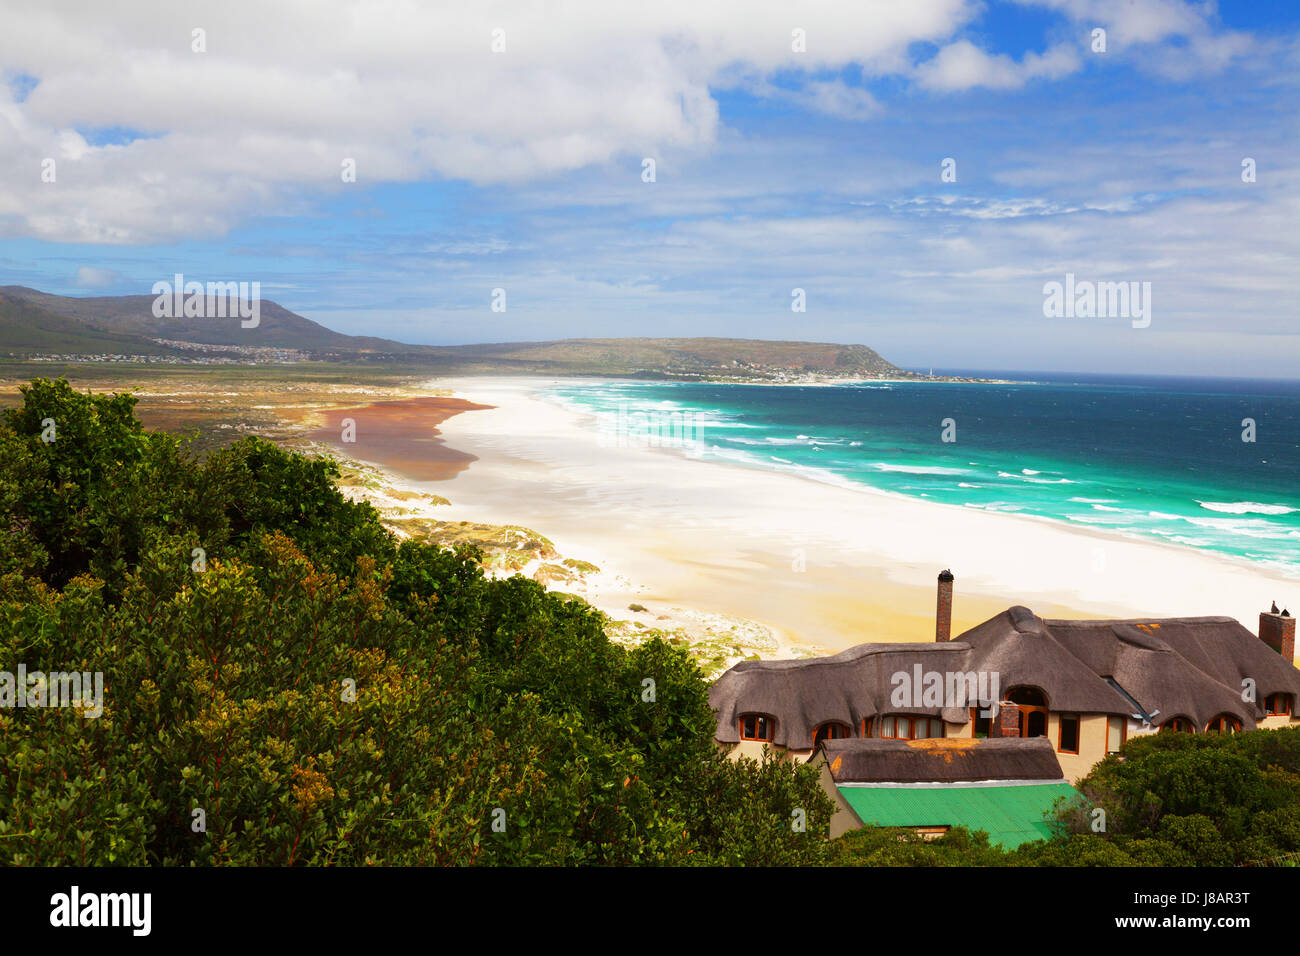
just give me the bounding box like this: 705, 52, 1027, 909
712, 605, 1300, 748
712, 593, 1300, 784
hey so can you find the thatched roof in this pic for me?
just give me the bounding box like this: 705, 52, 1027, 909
710, 605, 1300, 748
1041, 614, 1300, 731
819, 737, 1065, 784
709, 641, 964, 748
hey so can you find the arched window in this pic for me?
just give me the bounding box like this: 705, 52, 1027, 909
1264, 693, 1293, 717
812, 722, 852, 747
877, 715, 945, 740
1160, 716, 1195, 734
1007, 687, 1049, 738
738, 714, 775, 742
1008, 687, 1048, 707
1205, 715, 1241, 735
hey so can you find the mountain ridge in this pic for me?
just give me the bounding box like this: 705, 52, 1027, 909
0, 286, 909, 380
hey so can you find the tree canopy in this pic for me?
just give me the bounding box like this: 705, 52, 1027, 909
0, 378, 834, 865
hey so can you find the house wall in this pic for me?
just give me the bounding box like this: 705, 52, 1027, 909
1127, 718, 1156, 741
723, 710, 1300, 779
1046, 712, 1109, 783
815, 759, 863, 838
724, 741, 813, 763
727, 740, 781, 762
721, 706, 1300, 785
1259, 714, 1300, 731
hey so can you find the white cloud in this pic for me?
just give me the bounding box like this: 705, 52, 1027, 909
0, 0, 1274, 246
1020, 0, 1210, 46
1014, 0, 1259, 76
915, 40, 1081, 91
0, 0, 978, 244
73, 265, 120, 287
801, 80, 882, 121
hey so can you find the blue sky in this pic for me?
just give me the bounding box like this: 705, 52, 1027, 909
1, 0, 1297, 376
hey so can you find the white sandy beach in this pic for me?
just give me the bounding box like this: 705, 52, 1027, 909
380, 376, 1298, 657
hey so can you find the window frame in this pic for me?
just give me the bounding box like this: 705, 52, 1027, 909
1105, 715, 1126, 754
812, 721, 852, 746
1205, 714, 1241, 735
738, 713, 775, 742
1264, 693, 1293, 717
914, 826, 950, 841
1058, 713, 1081, 754
878, 715, 943, 740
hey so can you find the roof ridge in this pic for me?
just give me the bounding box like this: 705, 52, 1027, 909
1043, 615, 1239, 626
729, 640, 968, 671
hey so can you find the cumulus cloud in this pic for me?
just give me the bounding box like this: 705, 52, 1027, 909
0, 0, 1278, 255
0, 0, 977, 243
915, 40, 1081, 90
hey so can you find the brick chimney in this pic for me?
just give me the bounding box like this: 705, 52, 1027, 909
1260, 605, 1296, 661
994, 702, 1021, 738
936, 569, 954, 642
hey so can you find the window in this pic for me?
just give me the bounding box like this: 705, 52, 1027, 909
1007, 687, 1049, 738
1160, 717, 1195, 734
878, 716, 944, 740
914, 826, 950, 841
812, 722, 852, 747
1205, 715, 1241, 735
861, 717, 873, 738
971, 708, 992, 739
739, 714, 775, 741
1265, 693, 1293, 717
1105, 716, 1126, 754
1058, 714, 1080, 754
1008, 687, 1048, 707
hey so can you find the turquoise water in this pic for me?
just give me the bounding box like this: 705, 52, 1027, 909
548, 373, 1300, 579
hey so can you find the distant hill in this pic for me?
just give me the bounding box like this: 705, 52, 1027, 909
0, 294, 180, 355
415, 337, 906, 379
0, 286, 408, 353
0, 286, 909, 380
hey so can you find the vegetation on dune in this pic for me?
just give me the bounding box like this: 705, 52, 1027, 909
0, 378, 834, 865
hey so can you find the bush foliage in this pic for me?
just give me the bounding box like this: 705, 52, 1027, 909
0, 379, 834, 865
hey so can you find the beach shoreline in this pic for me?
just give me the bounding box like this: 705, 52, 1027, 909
287, 374, 1298, 660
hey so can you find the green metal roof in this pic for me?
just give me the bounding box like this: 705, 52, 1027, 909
837, 782, 1082, 849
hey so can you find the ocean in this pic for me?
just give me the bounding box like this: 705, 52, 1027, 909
547, 372, 1300, 580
